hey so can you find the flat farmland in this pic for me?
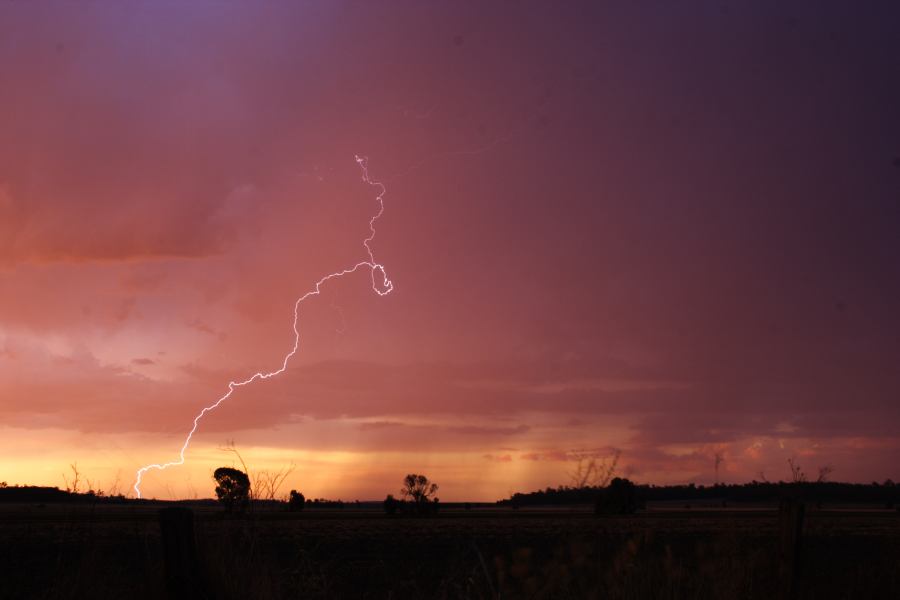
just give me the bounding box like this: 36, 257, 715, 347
1, 504, 898, 599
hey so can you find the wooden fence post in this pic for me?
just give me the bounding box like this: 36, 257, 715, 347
159, 507, 206, 599
778, 497, 805, 599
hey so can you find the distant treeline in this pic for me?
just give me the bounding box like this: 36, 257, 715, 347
0, 486, 122, 504
0, 486, 366, 507
3, 480, 898, 507
499, 480, 899, 507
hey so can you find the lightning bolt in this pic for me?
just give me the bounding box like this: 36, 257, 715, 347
133, 155, 392, 498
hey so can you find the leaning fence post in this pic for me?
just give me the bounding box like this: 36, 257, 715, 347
778, 497, 805, 599
159, 507, 205, 599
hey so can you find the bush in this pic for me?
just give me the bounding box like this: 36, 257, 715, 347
288, 490, 305, 512
383, 494, 399, 515
595, 477, 639, 515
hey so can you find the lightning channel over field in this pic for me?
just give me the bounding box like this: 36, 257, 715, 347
133, 155, 393, 498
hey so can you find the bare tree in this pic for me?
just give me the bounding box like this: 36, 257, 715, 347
569, 451, 595, 488
569, 448, 620, 488
787, 457, 807, 483
107, 470, 122, 497
256, 463, 296, 501
816, 464, 835, 483
186, 478, 198, 500
62, 462, 82, 494
219, 440, 296, 502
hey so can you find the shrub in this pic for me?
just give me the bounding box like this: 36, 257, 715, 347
595, 477, 639, 515
288, 490, 305, 512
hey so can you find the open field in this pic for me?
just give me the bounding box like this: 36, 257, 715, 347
1, 503, 898, 599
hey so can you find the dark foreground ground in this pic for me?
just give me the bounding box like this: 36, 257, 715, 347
1, 503, 898, 599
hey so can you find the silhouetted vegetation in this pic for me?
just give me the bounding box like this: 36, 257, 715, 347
2, 473, 898, 600
212, 467, 250, 513
595, 477, 639, 515
383, 493, 399, 515
400, 473, 440, 515
217, 440, 297, 502
288, 490, 305, 511
569, 449, 620, 488
4, 477, 897, 513
0, 484, 129, 504
501, 479, 900, 508
304, 497, 346, 509
0, 485, 78, 503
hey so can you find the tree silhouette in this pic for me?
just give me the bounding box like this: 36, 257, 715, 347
569, 448, 620, 488
787, 457, 807, 483
288, 490, 305, 512
400, 474, 439, 514
595, 477, 638, 515
816, 465, 835, 483
383, 493, 399, 515
257, 463, 296, 501
62, 462, 82, 494
213, 467, 250, 513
